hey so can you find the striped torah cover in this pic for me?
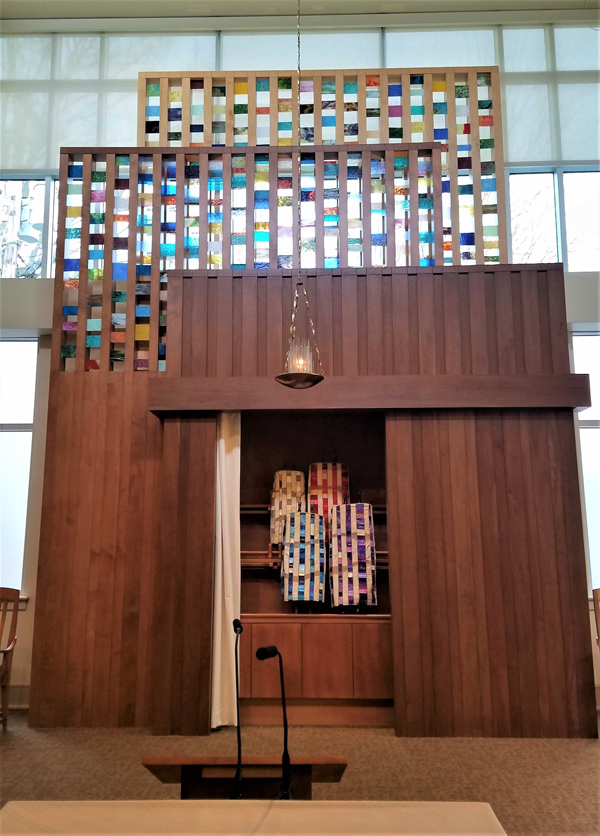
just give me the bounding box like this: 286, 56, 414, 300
308, 463, 350, 537
330, 503, 377, 607
281, 513, 326, 602
269, 470, 306, 544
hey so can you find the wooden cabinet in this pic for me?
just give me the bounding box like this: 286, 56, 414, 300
250, 622, 303, 698
302, 622, 354, 698
352, 621, 394, 699
239, 615, 392, 701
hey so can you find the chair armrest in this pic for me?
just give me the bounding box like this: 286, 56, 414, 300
0, 639, 16, 654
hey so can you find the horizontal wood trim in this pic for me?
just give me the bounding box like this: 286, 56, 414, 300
240, 701, 395, 727
241, 613, 390, 625
148, 374, 590, 413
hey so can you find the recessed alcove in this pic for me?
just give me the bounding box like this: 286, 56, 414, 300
238, 410, 394, 724
240, 410, 389, 616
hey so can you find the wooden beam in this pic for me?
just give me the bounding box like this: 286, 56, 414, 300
148, 373, 591, 413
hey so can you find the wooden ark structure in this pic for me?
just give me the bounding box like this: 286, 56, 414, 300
29, 67, 597, 738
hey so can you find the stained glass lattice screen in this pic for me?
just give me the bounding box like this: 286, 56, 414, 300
138, 67, 507, 265
55, 144, 440, 370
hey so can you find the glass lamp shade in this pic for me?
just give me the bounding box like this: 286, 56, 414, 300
275, 339, 324, 389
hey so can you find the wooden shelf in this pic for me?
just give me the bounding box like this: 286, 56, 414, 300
241, 504, 387, 514
241, 612, 391, 624
241, 549, 389, 570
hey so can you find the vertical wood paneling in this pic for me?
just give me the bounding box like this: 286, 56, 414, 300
437, 414, 465, 735
555, 410, 598, 738
494, 268, 516, 374
34, 263, 594, 738
464, 413, 494, 736
241, 275, 258, 377
501, 411, 542, 736
366, 272, 384, 375
417, 269, 436, 375
420, 413, 453, 734
215, 273, 233, 378
385, 408, 595, 740
473, 415, 512, 736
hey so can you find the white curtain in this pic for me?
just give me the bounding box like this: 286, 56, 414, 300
211, 412, 242, 728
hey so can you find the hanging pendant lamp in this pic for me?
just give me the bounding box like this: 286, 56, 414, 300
275, 0, 324, 390
275, 280, 324, 389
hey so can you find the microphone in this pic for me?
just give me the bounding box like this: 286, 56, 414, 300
255, 645, 292, 799
255, 644, 277, 661
232, 618, 243, 798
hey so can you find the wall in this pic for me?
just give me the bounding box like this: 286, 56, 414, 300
29, 263, 597, 736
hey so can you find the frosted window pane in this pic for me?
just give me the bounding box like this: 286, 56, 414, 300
106, 35, 215, 78
558, 84, 600, 161
57, 36, 101, 80
573, 335, 600, 420
564, 172, 600, 272
509, 173, 558, 264
104, 89, 138, 147
300, 33, 380, 70
53, 91, 100, 168
222, 33, 296, 70
505, 84, 552, 162
0, 181, 46, 279
0, 341, 37, 423
0, 36, 52, 80
503, 29, 546, 72
0, 432, 32, 591
555, 28, 600, 71
0, 90, 51, 170
386, 29, 495, 67
579, 428, 600, 588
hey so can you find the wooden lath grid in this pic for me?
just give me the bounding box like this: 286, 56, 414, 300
138, 67, 507, 266
55, 143, 440, 371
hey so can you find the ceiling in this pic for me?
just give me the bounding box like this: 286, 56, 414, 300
1, 0, 599, 20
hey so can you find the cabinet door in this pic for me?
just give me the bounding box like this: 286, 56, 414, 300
352, 622, 394, 699
250, 622, 302, 698
301, 623, 354, 698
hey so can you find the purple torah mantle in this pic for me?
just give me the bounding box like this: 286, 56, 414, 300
329, 503, 377, 607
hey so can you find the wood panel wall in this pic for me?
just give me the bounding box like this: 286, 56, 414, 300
29, 372, 162, 728
170, 264, 570, 379
386, 408, 596, 738
30, 263, 596, 737
151, 415, 217, 735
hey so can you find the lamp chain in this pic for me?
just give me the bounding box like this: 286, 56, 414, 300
281, 0, 324, 378
283, 282, 324, 375
296, 0, 302, 276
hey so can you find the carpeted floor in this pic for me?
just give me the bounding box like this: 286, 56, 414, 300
1, 710, 599, 835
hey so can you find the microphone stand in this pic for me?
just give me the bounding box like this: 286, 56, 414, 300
255, 645, 293, 800
276, 649, 292, 800
232, 620, 243, 799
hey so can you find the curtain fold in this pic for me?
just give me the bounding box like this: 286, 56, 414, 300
211, 412, 241, 729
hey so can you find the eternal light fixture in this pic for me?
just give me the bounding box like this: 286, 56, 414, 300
274, 0, 325, 390
275, 280, 324, 389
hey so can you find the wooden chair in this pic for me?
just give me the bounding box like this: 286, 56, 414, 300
0, 588, 20, 731
593, 589, 600, 650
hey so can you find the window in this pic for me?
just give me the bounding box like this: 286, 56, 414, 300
509, 173, 559, 263
563, 172, 600, 272
0, 178, 57, 278
0, 340, 37, 590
